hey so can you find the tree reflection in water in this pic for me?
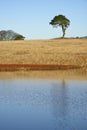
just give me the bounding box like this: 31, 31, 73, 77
51, 79, 69, 129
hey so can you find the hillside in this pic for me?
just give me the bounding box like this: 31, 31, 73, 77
0, 30, 25, 40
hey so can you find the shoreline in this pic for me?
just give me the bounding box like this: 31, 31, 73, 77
0, 67, 87, 80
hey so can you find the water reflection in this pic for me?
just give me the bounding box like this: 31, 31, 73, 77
51, 80, 69, 129
51, 80, 67, 116
0, 79, 87, 130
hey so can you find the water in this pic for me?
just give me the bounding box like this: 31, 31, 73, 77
0, 79, 87, 130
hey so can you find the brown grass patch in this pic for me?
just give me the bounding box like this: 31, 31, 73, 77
0, 64, 81, 71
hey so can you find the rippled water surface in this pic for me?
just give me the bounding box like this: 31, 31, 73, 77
0, 79, 87, 130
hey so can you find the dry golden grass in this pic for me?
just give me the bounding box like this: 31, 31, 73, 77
0, 38, 87, 79
0, 39, 87, 68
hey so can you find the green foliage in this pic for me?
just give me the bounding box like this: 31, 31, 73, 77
14, 35, 25, 40
49, 15, 70, 37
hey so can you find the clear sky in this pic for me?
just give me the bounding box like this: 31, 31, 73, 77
0, 0, 87, 39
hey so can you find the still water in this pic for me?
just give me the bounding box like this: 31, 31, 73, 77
0, 79, 87, 130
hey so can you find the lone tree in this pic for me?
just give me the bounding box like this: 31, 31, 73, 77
49, 14, 70, 38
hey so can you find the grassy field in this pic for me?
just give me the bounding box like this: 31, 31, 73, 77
0, 39, 87, 67
0, 38, 87, 79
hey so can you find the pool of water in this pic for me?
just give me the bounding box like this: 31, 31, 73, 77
0, 79, 87, 130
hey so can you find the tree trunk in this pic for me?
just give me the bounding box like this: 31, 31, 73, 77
62, 25, 65, 38
62, 29, 65, 38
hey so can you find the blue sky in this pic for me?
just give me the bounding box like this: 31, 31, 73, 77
0, 0, 87, 39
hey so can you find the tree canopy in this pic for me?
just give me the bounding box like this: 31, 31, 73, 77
49, 15, 70, 38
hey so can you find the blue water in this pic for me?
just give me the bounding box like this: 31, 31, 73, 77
0, 79, 87, 130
